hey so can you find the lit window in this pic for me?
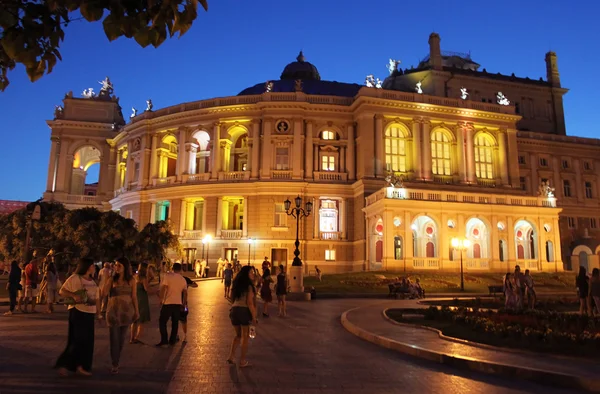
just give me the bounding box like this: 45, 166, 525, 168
325, 250, 336, 261
274, 203, 287, 227
275, 148, 289, 170
474, 134, 494, 179
385, 126, 407, 173
539, 157, 548, 167
519, 177, 527, 191
126, 210, 133, 219
156, 201, 170, 221
319, 200, 338, 233
321, 155, 335, 171
585, 182, 593, 199
431, 130, 451, 176
322, 131, 335, 140
563, 180, 571, 197
567, 217, 576, 229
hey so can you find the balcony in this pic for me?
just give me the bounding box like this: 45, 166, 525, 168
152, 176, 176, 187
314, 172, 348, 182
432, 175, 453, 184
320, 231, 342, 240
465, 259, 490, 269
476, 178, 496, 187
66, 195, 99, 204
412, 258, 440, 269
182, 230, 203, 239
271, 170, 292, 180
221, 229, 242, 239
218, 171, 250, 181
182, 173, 210, 183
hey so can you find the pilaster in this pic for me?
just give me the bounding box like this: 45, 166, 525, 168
292, 118, 303, 179
422, 120, 432, 180
211, 123, 221, 179
346, 122, 355, 181
374, 114, 384, 177
305, 121, 314, 180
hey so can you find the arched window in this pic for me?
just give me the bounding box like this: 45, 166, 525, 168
474, 134, 494, 179
321, 130, 335, 140
431, 130, 451, 175
394, 236, 403, 260
385, 126, 407, 172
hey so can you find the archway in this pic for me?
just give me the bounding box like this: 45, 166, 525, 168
411, 215, 438, 258
572, 245, 593, 272
465, 217, 490, 258
192, 130, 211, 174
514, 220, 537, 261
579, 252, 589, 272
227, 126, 249, 172
158, 134, 178, 178
71, 145, 101, 195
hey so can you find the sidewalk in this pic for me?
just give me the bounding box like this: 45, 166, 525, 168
341, 301, 600, 393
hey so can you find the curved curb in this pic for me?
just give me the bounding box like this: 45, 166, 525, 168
340, 307, 600, 393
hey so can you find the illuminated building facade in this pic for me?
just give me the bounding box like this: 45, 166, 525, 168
43, 33, 600, 273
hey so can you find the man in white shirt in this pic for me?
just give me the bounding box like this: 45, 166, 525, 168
156, 263, 188, 347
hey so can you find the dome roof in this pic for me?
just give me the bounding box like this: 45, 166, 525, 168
237, 79, 361, 97
280, 51, 321, 81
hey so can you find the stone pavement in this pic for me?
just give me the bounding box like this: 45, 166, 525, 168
343, 301, 600, 390
0, 280, 584, 394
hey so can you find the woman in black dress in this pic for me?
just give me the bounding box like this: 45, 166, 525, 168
276, 264, 287, 317
576, 266, 590, 316
4, 261, 21, 315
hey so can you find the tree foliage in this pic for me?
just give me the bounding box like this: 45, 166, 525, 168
0, 0, 208, 91
0, 203, 180, 268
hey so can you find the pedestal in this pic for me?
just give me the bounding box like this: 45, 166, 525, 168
289, 265, 304, 293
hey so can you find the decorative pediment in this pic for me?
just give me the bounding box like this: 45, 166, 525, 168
320, 145, 339, 152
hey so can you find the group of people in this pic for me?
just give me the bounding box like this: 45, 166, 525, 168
4, 253, 60, 315
391, 276, 425, 298
575, 266, 600, 316
503, 265, 536, 309
225, 257, 289, 367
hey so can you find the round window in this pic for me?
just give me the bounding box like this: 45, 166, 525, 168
497, 221, 505, 231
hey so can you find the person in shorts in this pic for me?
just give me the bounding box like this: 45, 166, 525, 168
178, 276, 198, 343
24, 258, 40, 313
223, 263, 233, 298
226, 266, 257, 367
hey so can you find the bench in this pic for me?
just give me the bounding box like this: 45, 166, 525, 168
488, 285, 504, 297
388, 284, 411, 299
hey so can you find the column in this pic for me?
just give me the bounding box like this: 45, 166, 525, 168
186, 143, 198, 176
211, 123, 221, 179
54, 138, 70, 193
553, 217, 563, 270
98, 144, 110, 196
179, 199, 187, 236
374, 115, 384, 177
313, 198, 320, 239
404, 211, 413, 265
422, 120, 432, 180
313, 145, 319, 174
46, 137, 59, 192
339, 199, 346, 239
530, 152, 538, 193
497, 129, 509, 186
507, 216, 516, 268
506, 130, 520, 187
340, 146, 346, 174
149, 134, 158, 181
138, 136, 149, 188
150, 203, 156, 224
292, 119, 303, 179
305, 121, 314, 179
411, 120, 421, 179
456, 125, 467, 183
242, 196, 248, 238
260, 119, 272, 178
125, 142, 133, 187
202, 200, 207, 233
346, 123, 355, 180
250, 121, 260, 179
216, 198, 223, 237
465, 125, 476, 183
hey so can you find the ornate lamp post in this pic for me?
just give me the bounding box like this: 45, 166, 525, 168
284, 195, 313, 293
451, 237, 471, 292
247, 238, 253, 266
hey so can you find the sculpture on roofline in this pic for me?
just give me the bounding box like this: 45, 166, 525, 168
82, 88, 95, 98
385, 172, 404, 188
98, 76, 114, 96
53, 105, 64, 119
294, 79, 303, 92
496, 91, 510, 106
415, 81, 423, 94
130, 107, 138, 119
460, 87, 469, 100
146, 99, 153, 112
265, 81, 273, 93
365, 75, 382, 89
538, 180, 555, 198
386, 59, 401, 75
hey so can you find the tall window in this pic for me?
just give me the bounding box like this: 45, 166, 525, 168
321, 155, 335, 171
590, 218, 598, 229
275, 147, 289, 170
325, 250, 336, 261
519, 177, 527, 191
567, 217, 576, 229
385, 126, 406, 172
563, 180, 571, 197
319, 200, 338, 233
474, 134, 494, 179
156, 201, 170, 221
431, 130, 451, 176
585, 182, 593, 199
321, 130, 335, 140
274, 203, 287, 227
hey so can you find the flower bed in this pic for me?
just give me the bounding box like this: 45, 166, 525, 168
420, 297, 579, 313
387, 307, 600, 358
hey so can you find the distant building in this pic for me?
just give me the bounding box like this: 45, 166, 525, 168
0, 200, 29, 215
42, 33, 600, 273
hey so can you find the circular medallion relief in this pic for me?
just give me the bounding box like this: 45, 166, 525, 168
544, 224, 551, 233
447, 220, 456, 229
275, 120, 290, 133
497, 221, 505, 231
393, 217, 402, 227
375, 223, 384, 234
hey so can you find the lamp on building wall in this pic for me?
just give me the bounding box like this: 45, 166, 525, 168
451, 237, 471, 292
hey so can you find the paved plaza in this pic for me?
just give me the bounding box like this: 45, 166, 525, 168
0, 280, 584, 394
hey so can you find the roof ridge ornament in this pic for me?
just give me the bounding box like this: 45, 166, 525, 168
297, 51, 305, 62
387, 59, 401, 75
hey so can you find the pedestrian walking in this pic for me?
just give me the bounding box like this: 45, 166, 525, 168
55, 258, 100, 377
156, 263, 188, 347
178, 276, 198, 343
24, 257, 41, 313
226, 265, 258, 367
576, 266, 590, 316
259, 268, 273, 317
523, 269, 536, 309
194, 260, 201, 278
98, 263, 112, 317
103, 257, 138, 374
45, 262, 59, 314
131, 262, 151, 344
217, 258, 224, 279
590, 268, 600, 316
17, 262, 27, 312
503, 273, 516, 309
4, 261, 21, 315
223, 263, 233, 298
276, 264, 287, 317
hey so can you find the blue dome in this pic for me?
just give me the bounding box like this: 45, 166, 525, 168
280, 51, 321, 81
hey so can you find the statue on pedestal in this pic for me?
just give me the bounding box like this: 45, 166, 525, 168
386, 59, 401, 75
53, 105, 64, 119
146, 99, 153, 112
538, 180, 555, 198
460, 87, 469, 100
82, 88, 95, 98
98, 77, 114, 96
130, 107, 138, 119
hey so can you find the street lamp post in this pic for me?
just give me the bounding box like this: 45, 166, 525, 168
451, 237, 471, 292
247, 238, 253, 266
284, 195, 313, 293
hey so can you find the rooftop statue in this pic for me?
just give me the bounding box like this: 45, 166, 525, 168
385, 173, 404, 188
538, 180, 555, 198
82, 88, 95, 98
365, 75, 382, 88
460, 87, 469, 100
265, 81, 273, 93
386, 59, 401, 75
497, 91, 510, 106
53, 105, 64, 119
130, 107, 138, 119
415, 81, 423, 94
294, 79, 303, 92
98, 76, 114, 96
146, 99, 153, 112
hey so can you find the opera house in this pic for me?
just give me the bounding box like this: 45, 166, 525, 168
43, 33, 600, 274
